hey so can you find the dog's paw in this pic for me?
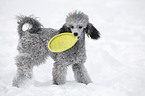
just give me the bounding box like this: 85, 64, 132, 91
53, 80, 66, 85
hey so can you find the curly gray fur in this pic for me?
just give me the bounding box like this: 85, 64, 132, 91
12, 11, 100, 87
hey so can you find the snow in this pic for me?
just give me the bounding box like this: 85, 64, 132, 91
0, 0, 145, 96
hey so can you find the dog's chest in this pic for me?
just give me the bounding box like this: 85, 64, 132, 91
51, 40, 86, 64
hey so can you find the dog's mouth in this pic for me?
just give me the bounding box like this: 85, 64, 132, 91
73, 35, 80, 40
77, 36, 80, 40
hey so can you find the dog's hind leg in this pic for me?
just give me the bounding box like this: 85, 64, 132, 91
12, 16, 49, 87
12, 53, 34, 88
52, 62, 68, 85
72, 63, 92, 84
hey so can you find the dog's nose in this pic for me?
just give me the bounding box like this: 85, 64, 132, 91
73, 32, 78, 36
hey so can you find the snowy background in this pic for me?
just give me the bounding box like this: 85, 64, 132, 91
0, 0, 145, 96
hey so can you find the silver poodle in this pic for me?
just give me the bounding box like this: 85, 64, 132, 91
12, 11, 100, 87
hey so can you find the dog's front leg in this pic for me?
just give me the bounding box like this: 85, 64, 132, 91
52, 62, 68, 85
72, 63, 92, 84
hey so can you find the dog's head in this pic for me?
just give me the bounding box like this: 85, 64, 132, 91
59, 11, 100, 40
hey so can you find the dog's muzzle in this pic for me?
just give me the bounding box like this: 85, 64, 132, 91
72, 33, 80, 40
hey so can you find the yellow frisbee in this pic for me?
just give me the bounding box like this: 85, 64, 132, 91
48, 33, 78, 52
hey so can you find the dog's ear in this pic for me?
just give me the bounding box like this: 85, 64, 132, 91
59, 24, 71, 33
85, 23, 100, 40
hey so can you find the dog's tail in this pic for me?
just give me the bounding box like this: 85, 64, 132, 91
17, 15, 42, 37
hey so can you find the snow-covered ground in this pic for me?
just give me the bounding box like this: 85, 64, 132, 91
0, 0, 145, 96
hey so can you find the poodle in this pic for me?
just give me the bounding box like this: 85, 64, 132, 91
12, 11, 100, 87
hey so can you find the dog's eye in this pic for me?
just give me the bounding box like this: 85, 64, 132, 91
79, 26, 82, 29
70, 26, 74, 29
